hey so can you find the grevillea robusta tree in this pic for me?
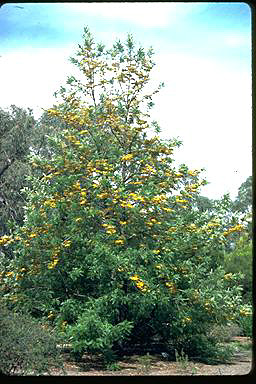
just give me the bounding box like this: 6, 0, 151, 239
0, 28, 251, 363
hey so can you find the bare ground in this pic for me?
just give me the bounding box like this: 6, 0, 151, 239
49, 336, 253, 376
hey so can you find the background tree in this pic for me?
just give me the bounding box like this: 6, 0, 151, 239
192, 195, 215, 214
233, 176, 252, 214
0, 28, 250, 363
0, 105, 36, 236
0, 105, 66, 237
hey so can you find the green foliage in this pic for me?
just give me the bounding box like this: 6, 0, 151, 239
233, 176, 252, 214
137, 352, 154, 374
175, 348, 190, 371
105, 362, 122, 371
192, 195, 215, 213
236, 313, 252, 337
0, 105, 36, 236
0, 304, 64, 376
179, 334, 234, 364
0, 28, 248, 364
208, 323, 241, 343
223, 234, 252, 303
66, 309, 133, 361
0, 105, 65, 239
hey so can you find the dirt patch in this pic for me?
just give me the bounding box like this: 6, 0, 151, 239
49, 337, 253, 376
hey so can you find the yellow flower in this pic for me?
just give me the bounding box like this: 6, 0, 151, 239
207, 221, 220, 228
136, 281, 145, 289
73, 181, 81, 190
151, 194, 166, 204
188, 170, 198, 176
6, 271, 14, 277
47, 108, 59, 116
153, 249, 160, 254
223, 224, 244, 236
175, 197, 187, 204
80, 199, 87, 205
63, 240, 72, 248
224, 273, 233, 281
239, 307, 252, 317
28, 233, 37, 239
106, 228, 117, 234
188, 224, 197, 231
44, 199, 56, 208
129, 181, 143, 185
79, 130, 88, 134
97, 193, 109, 199
0, 235, 12, 245
47, 311, 55, 319
114, 239, 125, 245
130, 274, 139, 281
119, 221, 127, 225
182, 317, 192, 324
120, 202, 134, 209
121, 153, 134, 161
162, 207, 173, 212
141, 164, 156, 174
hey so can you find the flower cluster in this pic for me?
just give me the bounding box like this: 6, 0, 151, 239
0, 235, 13, 246
141, 163, 156, 175
114, 239, 125, 245
129, 274, 149, 293
165, 281, 177, 294
223, 224, 244, 236
102, 223, 117, 234
121, 153, 134, 161
239, 305, 252, 317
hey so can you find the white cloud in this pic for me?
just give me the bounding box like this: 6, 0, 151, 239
61, 2, 204, 28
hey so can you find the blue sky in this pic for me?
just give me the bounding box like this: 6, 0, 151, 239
0, 2, 252, 200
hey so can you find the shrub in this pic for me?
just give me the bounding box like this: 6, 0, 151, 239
207, 323, 241, 343
223, 234, 252, 303
236, 313, 253, 338
179, 334, 234, 364
0, 305, 64, 375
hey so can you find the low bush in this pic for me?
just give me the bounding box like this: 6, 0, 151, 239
0, 305, 64, 376
179, 334, 234, 364
236, 313, 253, 338
223, 235, 252, 303
207, 323, 241, 343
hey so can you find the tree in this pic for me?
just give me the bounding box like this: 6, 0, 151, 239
233, 176, 252, 214
0, 105, 36, 236
223, 234, 252, 304
0, 28, 250, 363
192, 195, 215, 214
0, 105, 67, 239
